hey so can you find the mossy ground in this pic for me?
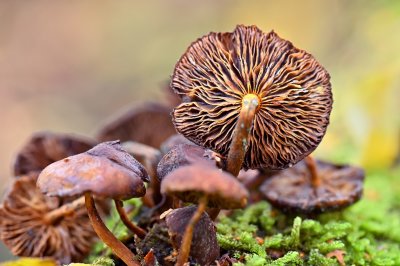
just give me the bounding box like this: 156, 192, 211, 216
86, 167, 400, 266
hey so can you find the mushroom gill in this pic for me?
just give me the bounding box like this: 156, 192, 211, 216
172, 25, 332, 170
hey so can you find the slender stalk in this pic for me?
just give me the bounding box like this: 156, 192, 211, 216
304, 155, 320, 188
226, 94, 260, 177
44, 196, 85, 225
84, 193, 140, 266
176, 196, 208, 266
114, 199, 147, 239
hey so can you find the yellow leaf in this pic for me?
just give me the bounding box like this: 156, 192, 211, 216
0, 258, 57, 266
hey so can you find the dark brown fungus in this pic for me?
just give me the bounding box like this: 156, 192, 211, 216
97, 102, 176, 148
159, 134, 193, 155
157, 144, 223, 182
37, 141, 150, 266
13, 131, 95, 176
171, 25, 332, 175
165, 206, 220, 266
260, 158, 365, 214
161, 163, 248, 265
0, 174, 96, 264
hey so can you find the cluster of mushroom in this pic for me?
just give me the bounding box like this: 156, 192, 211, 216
0, 25, 365, 266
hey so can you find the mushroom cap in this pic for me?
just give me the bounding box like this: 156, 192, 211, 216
161, 163, 248, 209
13, 131, 95, 176
157, 144, 222, 181
97, 102, 177, 148
260, 159, 365, 213
159, 134, 194, 155
171, 25, 332, 170
37, 141, 149, 200
0, 175, 96, 264
165, 206, 220, 265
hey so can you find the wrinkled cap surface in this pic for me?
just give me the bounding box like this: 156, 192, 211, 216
13, 131, 95, 176
161, 163, 248, 209
37, 141, 149, 200
172, 25, 332, 170
260, 159, 365, 213
165, 206, 219, 265
157, 144, 223, 181
0, 175, 96, 264
97, 102, 177, 148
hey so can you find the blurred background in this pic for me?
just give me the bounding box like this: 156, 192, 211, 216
0, 0, 399, 260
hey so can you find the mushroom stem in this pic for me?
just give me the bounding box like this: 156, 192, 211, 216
43, 196, 85, 225
114, 199, 147, 239
176, 195, 208, 266
305, 156, 320, 188
226, 94, 260, 177
84, 193, 140, 266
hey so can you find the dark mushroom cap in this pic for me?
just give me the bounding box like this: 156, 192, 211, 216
171, 25, 332, 170
260, 159, 365, 213
37, 141, 149, 200
161, 163, 248, 209
165, 206, 220, 266
157, 144, 223, 181
97, 102, 176, 148
0, 175, 96, 264
159, 134, 193, 155
13, 131, 95, 176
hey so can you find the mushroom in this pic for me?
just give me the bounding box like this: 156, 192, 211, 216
165, 206, 220, 266
260, 157, 365, 213
171, 25, 332, 176
37, 141, 150, 266
161, 163, 248, 265
157, 144, 223, 181
97, 102, 177, 148
159, 134, 193, 155
13, 131, 95, 176
0, 174, 96, 264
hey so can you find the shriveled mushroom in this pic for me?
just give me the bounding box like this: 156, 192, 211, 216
37, 141, 150, 266
13, 131, 95, 176
165, 206, 220, 266
161, 163, 248, 265
0, 174, 96, 264
97, 102, 177, 148
260, 157, 365, 213
171, 25, 332, 176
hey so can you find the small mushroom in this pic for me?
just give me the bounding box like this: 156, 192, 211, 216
171, 25, 332, 176
97, 102, 177, 148
0, 174, 96, 264
165, 206, 220, 266
161, 163, 248, 265
13, 131, 95, 176
159, 134, 193, 155
157, 144, 223, 181
37, 141, 150, 266
260, 157, 365, 213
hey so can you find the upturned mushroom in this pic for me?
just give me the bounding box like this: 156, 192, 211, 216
0, 174, 96, 264
171, 25, 332, 176
160, 163, 248, 265
13, 131, 95, 176
260, 157, 365, 213
37, 141, 150, 266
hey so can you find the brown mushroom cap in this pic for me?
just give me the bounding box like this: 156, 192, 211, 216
157, 144, 222, 181
97, 102, 177, 148
159, 134, 194, 155
165, 206, 220, 265
260, 159, 365, 213
171, 25, 332, 170
13, 131, 95, 176
37, 141, 149, 200
161, 163, 248, 209
0, 174, 96, 264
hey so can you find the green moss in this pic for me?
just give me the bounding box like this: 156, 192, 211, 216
217, 168, 400, 265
